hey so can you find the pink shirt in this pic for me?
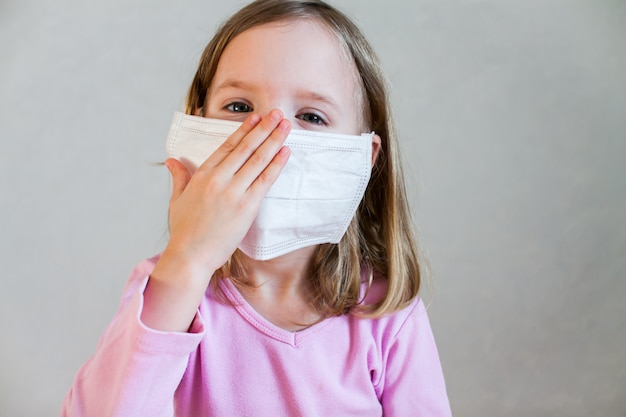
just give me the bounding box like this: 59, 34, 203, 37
61, 255, 452, 416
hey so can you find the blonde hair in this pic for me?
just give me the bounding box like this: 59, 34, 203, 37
185, 0, 421, 318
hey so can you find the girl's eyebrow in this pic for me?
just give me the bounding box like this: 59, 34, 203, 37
296, 90, 339, 111
214, 79, 256, 92
214, 79, 339, 111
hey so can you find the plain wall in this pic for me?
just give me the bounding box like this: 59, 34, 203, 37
1, 0, 625, 415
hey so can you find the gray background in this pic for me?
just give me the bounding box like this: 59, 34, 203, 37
1, 0, 625, 416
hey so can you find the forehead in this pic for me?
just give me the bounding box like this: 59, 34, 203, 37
212, 19, 360, 100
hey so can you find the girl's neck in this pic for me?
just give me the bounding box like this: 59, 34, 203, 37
237, 246, 321, 331
242, 246, 316, 291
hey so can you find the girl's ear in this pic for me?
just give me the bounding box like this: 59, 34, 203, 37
371, 134, 382, 166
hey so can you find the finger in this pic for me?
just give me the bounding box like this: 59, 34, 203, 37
219, 109, 286, 175
232, 118, 291, 188
247, 145, 291, 199
165, 158, 192, 201
199, 113, 262, 169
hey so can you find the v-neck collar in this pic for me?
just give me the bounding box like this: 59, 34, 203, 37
218, 278, 336, 347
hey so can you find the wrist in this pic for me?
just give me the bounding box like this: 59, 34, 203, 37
158, 244, 225, 278
152, 249, 218, 290
142, 251, 218, 332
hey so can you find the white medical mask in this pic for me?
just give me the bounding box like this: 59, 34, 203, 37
166, 112, 373, 260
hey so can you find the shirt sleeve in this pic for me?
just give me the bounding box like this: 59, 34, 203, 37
380, 299, 453, 416
60, 257, 205, 417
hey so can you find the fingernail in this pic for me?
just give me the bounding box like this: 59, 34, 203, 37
278, 120, 290, 131
249, 114, 261, 125
269, 110, 281, 122
278, 146, 290, 157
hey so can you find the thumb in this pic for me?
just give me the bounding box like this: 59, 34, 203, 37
165, 158, 192, 201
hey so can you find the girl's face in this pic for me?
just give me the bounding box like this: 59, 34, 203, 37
205, 19, 363, 135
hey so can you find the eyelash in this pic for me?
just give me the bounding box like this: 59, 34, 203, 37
297, 113, 327, 126
224, 102, 252, 113
223, 102, 328, 126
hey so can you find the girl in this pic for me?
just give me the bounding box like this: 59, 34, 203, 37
62, 0, 452, 415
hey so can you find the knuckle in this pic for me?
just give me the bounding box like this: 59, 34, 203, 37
257, 167, 277, 187
237, 140, 255, 156
207, 175, 226, 194
259, 118, 278, 134
235, 199, 251, 214
196, 171, 219, 192
223, 187, 241, 205
247, 151, 266, 167
220, 140, 236, 153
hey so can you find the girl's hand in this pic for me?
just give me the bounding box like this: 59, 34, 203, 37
143, 110, 291, 331
165, 109, 291, 271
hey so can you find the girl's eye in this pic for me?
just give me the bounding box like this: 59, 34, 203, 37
225, 102, 252, 113
297, 112, 327, 126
